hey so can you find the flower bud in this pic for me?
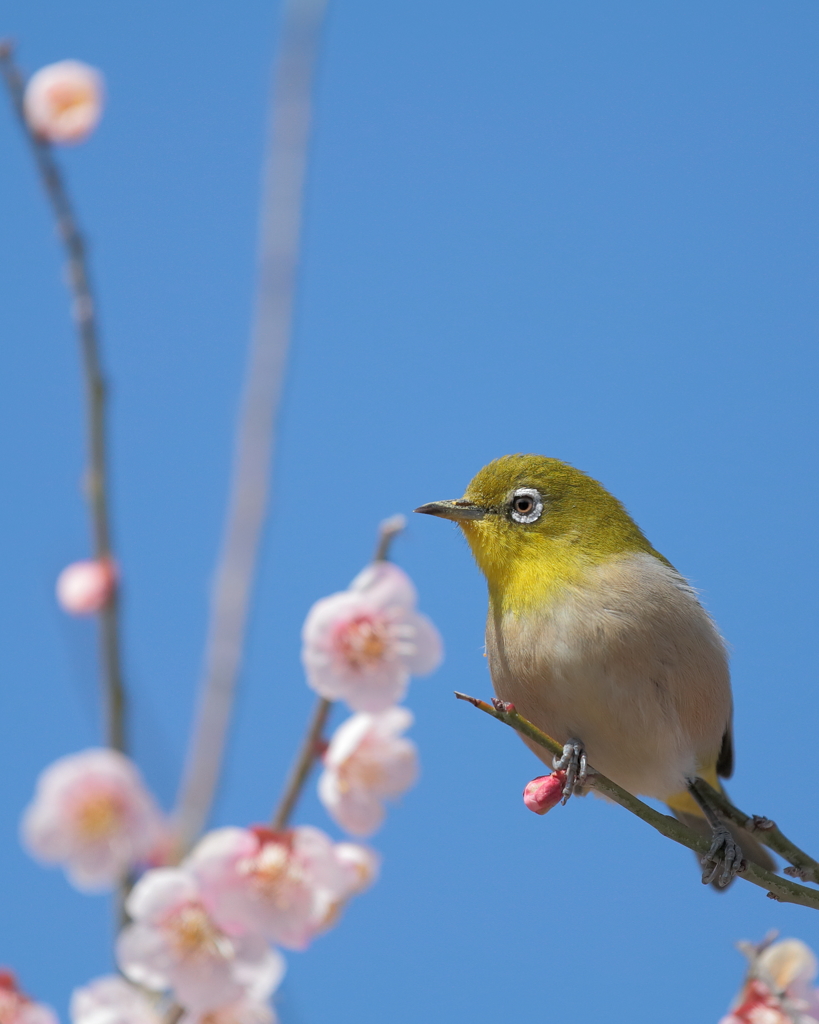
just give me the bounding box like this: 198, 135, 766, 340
56, 560, 116, 615
23, 60, 103, 145
522, 771, 566, 815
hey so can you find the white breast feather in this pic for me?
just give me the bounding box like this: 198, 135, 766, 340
486, 552, 732, 800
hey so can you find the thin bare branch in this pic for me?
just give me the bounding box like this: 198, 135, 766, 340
174, 0, 330, 850
690, 777, 819, 885
0, 41, 126, 754
455, 692, 819, 912
271, 697, 331, 830
373, 514, 407, 562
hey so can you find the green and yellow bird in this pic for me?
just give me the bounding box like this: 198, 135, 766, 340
416, 454, 773, 887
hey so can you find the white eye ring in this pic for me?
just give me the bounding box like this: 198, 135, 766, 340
510, 487, 543, 524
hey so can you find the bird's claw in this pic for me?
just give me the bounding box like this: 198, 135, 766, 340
701, 824, 746, 888
552, 739, 587, 804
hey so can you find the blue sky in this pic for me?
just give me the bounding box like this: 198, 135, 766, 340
2, 1, 819, 1021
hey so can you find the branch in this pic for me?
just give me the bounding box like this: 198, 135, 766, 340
271, 697, 331, 830
0, 41, 126, 754
373, 514, 406, 562
455, 692, 819, 912
173, 0, 330, 851
690, 777, 819, 885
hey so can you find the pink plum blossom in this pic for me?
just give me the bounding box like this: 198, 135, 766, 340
23, 61, 103, 144
180, 998, 276, 1024
522, 771, 567, 816
318, 708, 418, 836
302, 561, 442, 712
118, 868, 284, 1014
334, 843, 380, 896
186, 826, 350, 951
70, 976, 161, 1024
56, 560, 116, 615
21, 748, 167, 891
0, 972, 58, 1024
721, 937, 819, 1024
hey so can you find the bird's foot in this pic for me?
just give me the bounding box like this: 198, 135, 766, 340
701, 824, 746, 888
552, 738, 587, 804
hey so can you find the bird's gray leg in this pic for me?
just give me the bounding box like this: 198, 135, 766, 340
553, 739, 588, 804
687, 778, 746, 888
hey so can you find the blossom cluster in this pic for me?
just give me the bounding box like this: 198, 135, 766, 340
15, 54, 444, 1020
18, 548, 441, 1019
304, 558, 440, 835
721, 936, 819, 1024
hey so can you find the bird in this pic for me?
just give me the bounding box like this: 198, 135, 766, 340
415, 453, 774, 887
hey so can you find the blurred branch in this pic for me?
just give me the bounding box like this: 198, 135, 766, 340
373, 514, 406, 562
271, 697, 331, 830
0, 41, 126, 754
455, 692, 819, 912
174, 0, 330, 850
270, 516, 406, 829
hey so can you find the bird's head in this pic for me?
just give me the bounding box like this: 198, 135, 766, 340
415, 454, 660, 605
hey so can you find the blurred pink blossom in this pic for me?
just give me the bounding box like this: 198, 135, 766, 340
318, 708, 418, 836
0, 971, 58, 1024
117, 868, 284, 1013
522, 772, 567, 816
186, 826, 350, 951
70, 976, 161, 1024
180, 998, 276, 1024
23, 60, 103, 145
56, 560, 116, 615
21, 748, 167, 891
334, 843, 380, 897
302, 561, 442, 712
721, 937, 819, 1024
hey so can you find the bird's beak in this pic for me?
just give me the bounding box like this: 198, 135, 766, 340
413, 499, 487, 521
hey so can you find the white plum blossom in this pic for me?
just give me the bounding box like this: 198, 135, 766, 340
180, 998, 276, 1024
117, 868, 284, 1014
186, 826, 351, 951
21, 748, 167, 891
721, 937, 819, 1024
23, 60, 104, 144
302, 561, 442, 712
318, 708, 418, 836
56, 560, 117, 615
0, 972, 58, 1024
70, 976, 161, 1024
334, 843, 380, 896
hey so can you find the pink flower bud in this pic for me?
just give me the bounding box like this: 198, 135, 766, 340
23, 61, 103, 145
56, 560, 116, 615
522, 772, 566, 815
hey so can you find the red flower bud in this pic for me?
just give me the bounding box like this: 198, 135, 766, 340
522, 771, 567, 815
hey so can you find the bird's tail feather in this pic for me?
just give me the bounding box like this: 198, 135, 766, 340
666, 777, 775, 889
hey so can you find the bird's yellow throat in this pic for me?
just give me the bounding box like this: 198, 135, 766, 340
455, 455, 666, 616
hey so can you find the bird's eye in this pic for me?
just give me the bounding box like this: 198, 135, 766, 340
509, 488, 543, 524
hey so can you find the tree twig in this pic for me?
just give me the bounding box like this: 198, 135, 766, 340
271, 697, 331, 830
455, 692, 819, 911
373, 514, 406, 562
690, 777, 819, 885
173, 0, 330, 851
0, 41, 126, 754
